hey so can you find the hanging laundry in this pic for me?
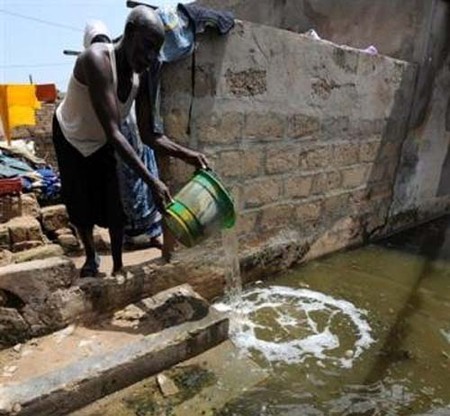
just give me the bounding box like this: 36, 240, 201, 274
158, 5, 195, 63
35, 84, 57, 103
0, 84, 41, 143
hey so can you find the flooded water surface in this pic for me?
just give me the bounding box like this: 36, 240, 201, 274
75, 218, 450, 416
216, 218, 450, 415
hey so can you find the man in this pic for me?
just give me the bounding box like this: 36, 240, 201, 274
53, 6, 208, 277
83, 20, 164, 251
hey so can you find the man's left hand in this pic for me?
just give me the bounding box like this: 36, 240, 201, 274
184, 150, 210, 170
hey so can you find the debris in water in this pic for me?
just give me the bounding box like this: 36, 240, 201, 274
157, 373, 179, 397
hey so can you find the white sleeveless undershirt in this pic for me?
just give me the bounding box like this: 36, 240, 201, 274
56, 44, 139, 157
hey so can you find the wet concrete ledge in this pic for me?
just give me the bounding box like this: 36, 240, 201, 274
0, 308, 228, 416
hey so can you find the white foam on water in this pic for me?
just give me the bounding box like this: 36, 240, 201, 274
216, 285, 375, 369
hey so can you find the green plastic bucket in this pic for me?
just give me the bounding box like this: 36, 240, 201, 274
164, 169, 236, 247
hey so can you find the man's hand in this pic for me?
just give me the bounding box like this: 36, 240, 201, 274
184, 150, 210, 170
150, 179, 173, 213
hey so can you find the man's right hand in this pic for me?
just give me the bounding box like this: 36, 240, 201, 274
150, 179, 173, 213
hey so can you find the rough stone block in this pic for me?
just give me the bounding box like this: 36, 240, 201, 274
196, 112, 244, 145
7, 216, 45, 246
342, 165, 369, 188
266, 146, 298, 174
284, 175, 313, 199
244, 179, 281, 208
0, 224, 10, 250
11, 244, 65, 264
287, 114, 320, 139
300, 146, 333, 170
41, 205, 69, 233
0, 250, 13, 267
12, 240, 44, 252
243, 112, 285, 139
57, 234, 80, 252
225, 68, 267, 97
333, 143, 360, 166
311, 171, 342, 195
0, 257, 75, 304
20, 194, 40, 219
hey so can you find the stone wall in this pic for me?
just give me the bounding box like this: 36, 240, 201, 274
160, 20, 419, 262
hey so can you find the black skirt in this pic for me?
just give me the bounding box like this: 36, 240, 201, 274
52, 115, 125, 228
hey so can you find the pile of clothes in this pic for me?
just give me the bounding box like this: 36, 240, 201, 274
0, 143, 60, 205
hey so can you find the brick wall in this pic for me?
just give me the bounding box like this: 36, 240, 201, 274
160, 20, 419, 261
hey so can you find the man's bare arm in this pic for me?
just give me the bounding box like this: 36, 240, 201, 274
79, 46, 172, 210
135, 75, 209, 169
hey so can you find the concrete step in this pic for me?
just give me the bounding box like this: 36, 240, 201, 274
72, 340, 268, 416
0, 285, 229, 416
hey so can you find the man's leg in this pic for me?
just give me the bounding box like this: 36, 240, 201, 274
109, 225, 124, 275
78, 225, 100, 277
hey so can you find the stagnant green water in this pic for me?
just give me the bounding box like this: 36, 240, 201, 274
216, 218, 450, 415
77, 218, 450, 415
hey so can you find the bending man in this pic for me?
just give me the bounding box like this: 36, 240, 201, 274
53, 7, 208, 277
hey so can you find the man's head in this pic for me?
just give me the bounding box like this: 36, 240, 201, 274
123, 6, 164, 73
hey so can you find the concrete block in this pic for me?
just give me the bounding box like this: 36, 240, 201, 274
236, 212, 258, 236
287, 113, 320, 139
225, 68, 267, 97
244, 178, 281, 208
40, 205, 69, 233
323, 193, 350, 217
241, 150, 263, 177
311, 171, 342, 195
360, 140, 382, 162
259, 204, 295, 229
284, 175, 313, 199
164, 108, 190, 142
216, 150, 263, 179
296, 201, 322, 223
196, 112, 244, 145
0, 309, 228, 416
243, 112, 285, 139
300, 146, 333, 170
194, 63, 217, 97
333, 143, 360, 166
342, 165, 370, 188
266, 146, 298, 174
